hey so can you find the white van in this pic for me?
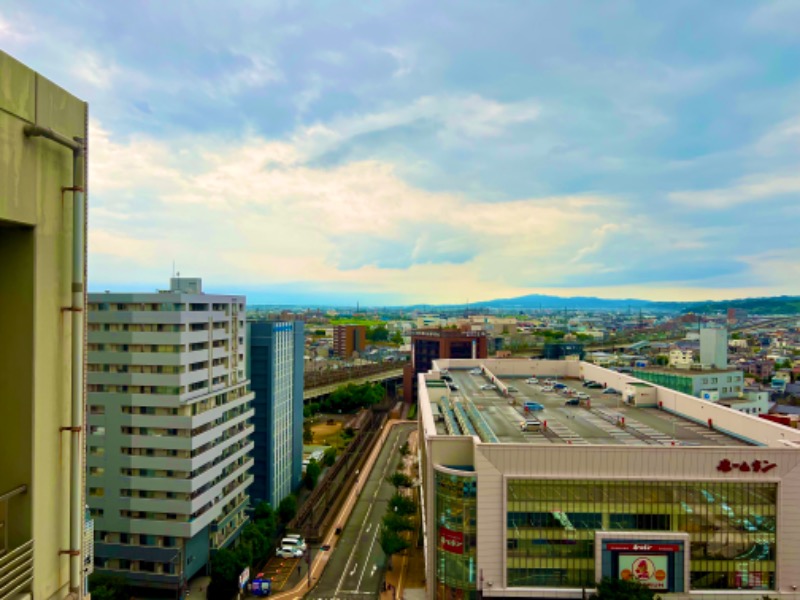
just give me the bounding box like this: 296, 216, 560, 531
281, 536, 306, 552
520, 419, 542, 432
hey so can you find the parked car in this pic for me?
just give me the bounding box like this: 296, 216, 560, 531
469, 368, 482, 375
602, 387, 620, 395
553, 383, 567, 390
283, 535, 307, 551
582, 380, 595, 387
585, 382, 603, 389
525, 377, 539, 384
564, 398, 580, 406
449, 384, 459, 391
276, 547, 304, 558
576, 392, 590, 400
480, 384, 497, 391
520, 419, 543, 432
507, 386, 519, 392
523, 401, 545, 411
539, 386, 554, 393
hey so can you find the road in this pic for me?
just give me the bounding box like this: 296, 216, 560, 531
307, 422, 415, 600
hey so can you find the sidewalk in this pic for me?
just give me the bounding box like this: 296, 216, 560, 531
379, 429, 426, 600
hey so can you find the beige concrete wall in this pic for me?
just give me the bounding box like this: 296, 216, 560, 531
422, 359, 800, 598
0, 50, 87, 600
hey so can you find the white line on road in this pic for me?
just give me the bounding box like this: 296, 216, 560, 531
349, 563, 358, 577
334, 426, 406, 597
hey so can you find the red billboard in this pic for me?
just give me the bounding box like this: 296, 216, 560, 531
439, 526, 464, 554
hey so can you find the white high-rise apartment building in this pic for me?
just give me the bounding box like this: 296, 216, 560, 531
86, 278, 254, 595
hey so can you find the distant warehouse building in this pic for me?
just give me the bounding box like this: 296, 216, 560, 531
631, 367, 744, 400
418, 358, 800, 599
542, 342, 585, 360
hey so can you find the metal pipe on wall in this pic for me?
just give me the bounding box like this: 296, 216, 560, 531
24, 124, 86, 596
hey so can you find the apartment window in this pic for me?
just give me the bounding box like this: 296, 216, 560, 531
89, 446, 105, 457
89, 467, 105, 477
89, 487, 105, 497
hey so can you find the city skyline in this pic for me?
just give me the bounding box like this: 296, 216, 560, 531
3, 2, 800, 304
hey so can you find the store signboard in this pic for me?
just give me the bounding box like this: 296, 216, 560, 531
439, 526, 464, 555
618, 554, 668, 590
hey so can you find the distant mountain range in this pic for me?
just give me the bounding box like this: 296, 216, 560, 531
471, 293, 681, 311
467, 293, 800, 314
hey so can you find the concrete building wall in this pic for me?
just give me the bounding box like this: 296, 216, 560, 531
701, 327, 728, 369
420, 359, 800, 598
0, 50, 88, 600
87, 283, 254, 592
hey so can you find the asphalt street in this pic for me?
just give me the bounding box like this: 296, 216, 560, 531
308, 422, 415, 600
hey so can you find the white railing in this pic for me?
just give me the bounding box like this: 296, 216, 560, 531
0, 485, 32, 600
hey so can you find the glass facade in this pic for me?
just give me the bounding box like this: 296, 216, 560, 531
435, 469, 477, 599
507, 479, 777, 591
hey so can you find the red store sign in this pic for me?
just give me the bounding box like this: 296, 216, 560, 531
716, 459, 776, 474
439, 526, 464, 555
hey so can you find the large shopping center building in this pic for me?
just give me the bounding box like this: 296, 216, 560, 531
418, 359, 800, 599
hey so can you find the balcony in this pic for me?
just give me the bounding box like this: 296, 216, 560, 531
0, 486, 32, 600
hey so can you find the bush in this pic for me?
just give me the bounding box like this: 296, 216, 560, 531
277, 494, 298, 524
382, 511, 414, 533
323, 446, 337, 467
88, 574, 129, 600
590, 577, 656, 600
389, 493, 417, 516
387, 471, 413, 488
304, 459, 321, 490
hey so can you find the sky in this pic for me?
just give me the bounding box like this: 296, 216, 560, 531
3, 1, 800, 306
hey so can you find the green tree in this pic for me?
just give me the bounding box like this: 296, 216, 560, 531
654, 354, 669, 366
207, 548, 241, 600
303, 422, 314, 443
327, 382, 386, 413
389, 492, 417, 516
252, 501, 277, 541
367, 325, 389, 342
590, 577, 656, 600
323, 446, 337, 467
382, 511, 414, 533
239, 522, 269, 563
304, 459, 322, 490
277, 494, 298, 524
88, 573, 129, 600
390, 331, 404, 346
399, 441, 410, 456
387, 471, 413, 489
379, 526, 410, 570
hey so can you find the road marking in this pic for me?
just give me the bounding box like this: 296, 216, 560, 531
349, 563, 358, 577
334, 426, 404, 597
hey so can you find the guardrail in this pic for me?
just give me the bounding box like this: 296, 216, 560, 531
0, 485, 32, 600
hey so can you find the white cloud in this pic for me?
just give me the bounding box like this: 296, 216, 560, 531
669, 173, 800, 209
88, 115, 627, 302
293, 93, 541, 157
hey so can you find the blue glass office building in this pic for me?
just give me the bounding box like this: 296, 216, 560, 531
247, 321, 305, 508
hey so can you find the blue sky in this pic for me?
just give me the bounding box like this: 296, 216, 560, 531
3, 1, 800, 304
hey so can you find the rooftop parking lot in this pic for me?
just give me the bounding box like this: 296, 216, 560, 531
434, 369, 750, 447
